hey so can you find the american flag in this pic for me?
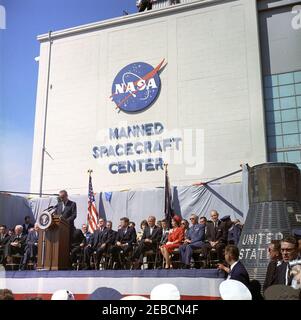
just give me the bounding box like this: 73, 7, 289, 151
87, 173, 99, 233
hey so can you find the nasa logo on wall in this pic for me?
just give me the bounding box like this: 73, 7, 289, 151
110, 59, 166, 113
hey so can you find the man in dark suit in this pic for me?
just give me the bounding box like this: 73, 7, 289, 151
22, 216, 34, 235
20, 223, 39, 270
132, 216, 162, 269
4, 225, 27, 264
83, 218, 106, 270
109, 217, 136, 269
273, 236, 299, 286
263, 240, 282, 291
202, 210, 227, 261
70, 228, 86, 265
159, 219, 169, 245
95, 220, 116, 268
179, 214, 205, 268
0, 225, 10, 264
56, 190, 77, 228
218, 245, 250, 287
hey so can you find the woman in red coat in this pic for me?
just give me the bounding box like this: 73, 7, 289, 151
160, 216, 184, 269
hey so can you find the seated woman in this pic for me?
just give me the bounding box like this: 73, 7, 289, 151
136, 220, 148, 243
160, 216, 184, 269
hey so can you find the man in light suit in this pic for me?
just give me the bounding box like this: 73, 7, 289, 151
20, 223, 39, 270
179, 214, 205, 268
217, 245, 250, 287
132, 216, 162, 269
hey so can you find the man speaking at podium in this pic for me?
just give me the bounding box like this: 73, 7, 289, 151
56, 190, 77, 236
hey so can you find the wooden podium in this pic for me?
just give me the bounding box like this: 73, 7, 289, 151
37, 215, 70, 270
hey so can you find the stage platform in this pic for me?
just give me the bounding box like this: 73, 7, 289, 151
0, 269, 224, 300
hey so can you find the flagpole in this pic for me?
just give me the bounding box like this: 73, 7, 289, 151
87, 169, 93, 228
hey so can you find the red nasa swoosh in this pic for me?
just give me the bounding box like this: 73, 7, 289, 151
110, 59, 166, 109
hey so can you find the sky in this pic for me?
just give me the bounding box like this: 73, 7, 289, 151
0, 0, 137, 193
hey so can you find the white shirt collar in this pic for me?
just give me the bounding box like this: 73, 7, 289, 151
230, 261, 239, 271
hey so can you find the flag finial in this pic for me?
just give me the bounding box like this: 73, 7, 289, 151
88, 169, 93, 175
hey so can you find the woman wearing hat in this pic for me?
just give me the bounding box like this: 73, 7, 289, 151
160, 216, 184, 269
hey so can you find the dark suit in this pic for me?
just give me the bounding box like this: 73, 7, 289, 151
202, 220, 227, 261
4, 234, 27, 258
22, 223, 34, 235
83, 228, 105, 268
179, 224, 205, 266
56, 200, 77, 228
228, 260, 250, 287
95, 228, 116, 265
132, 226, 162, 264
227, 224, 242, 245
109, 227, 136, 268
21, 230, 39, 267
263, 260, 280, 291
273, 261, 294, 286
0, 234, 10, 264
70, 229, 85, 264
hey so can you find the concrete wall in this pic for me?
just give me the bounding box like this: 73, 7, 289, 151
31, 0, 266, 194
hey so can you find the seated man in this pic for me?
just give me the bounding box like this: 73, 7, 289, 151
132, 216, 162, 269
70, 228, 85, 266
179, 214, 205, 269
22, 216, 34, 236
202, 210, 227, 262
4, 225, 27, 265
20, 223, 39, 270
160, 219, 169, 245
81, 224, 92, 245
0, 225, 10, 265
217, 244, 250, 287
95, 221, 116, 268
83, 218, 106, 270
109, 217, 136, 269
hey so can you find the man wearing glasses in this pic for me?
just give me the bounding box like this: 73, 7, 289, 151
273, 236, 299, 286
179, 214, 205, 269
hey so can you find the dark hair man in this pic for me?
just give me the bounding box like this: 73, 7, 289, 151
217, 245, 250, 287
22, 216, 34, 235
263, 240, 282, 291
0, 225, 9, 264
274, 237, 299, 286
108, 217, 136, 269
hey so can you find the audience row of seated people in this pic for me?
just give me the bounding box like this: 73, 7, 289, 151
73, 210, 243, 270
0, 210, 243, 270
0, 217, 39, 270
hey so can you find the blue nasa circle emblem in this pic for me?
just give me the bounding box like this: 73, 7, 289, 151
111, 60, 165, 113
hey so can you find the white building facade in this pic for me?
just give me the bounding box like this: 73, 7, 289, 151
31, 0, 274, 194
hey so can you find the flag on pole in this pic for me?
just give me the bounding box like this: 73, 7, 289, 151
87, 170, 99, 233
164, 164, 173, 229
